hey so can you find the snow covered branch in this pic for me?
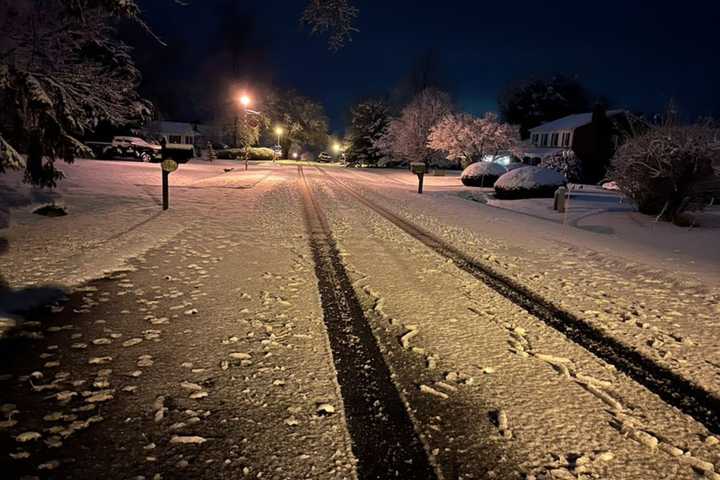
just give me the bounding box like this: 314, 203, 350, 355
302, 0, 359, 51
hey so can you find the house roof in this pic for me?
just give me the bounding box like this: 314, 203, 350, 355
144, 121, 201, 136
530, 110, 625, 134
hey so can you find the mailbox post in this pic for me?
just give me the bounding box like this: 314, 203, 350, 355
161, 159, 178, 210
410, 162, 427, 194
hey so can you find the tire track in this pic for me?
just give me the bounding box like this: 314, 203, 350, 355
297, 166, 437, 480
316, 166, 720, 436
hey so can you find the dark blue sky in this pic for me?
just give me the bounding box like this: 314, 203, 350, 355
140, 0, 720, 132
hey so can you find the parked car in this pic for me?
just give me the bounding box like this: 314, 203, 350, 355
272, 145, 283, 158
87, 136, 162, 162
111, 136, 162, 162
317, 152, 332, 162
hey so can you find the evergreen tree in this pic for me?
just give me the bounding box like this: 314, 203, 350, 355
346, 101, 390, 166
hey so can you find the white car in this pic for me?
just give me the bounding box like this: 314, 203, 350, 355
317, 152, 332, 162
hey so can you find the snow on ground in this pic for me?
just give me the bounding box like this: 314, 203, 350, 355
321, 167, 720, 418
0, 161, 356, 478
3, 161, 720, 478
0, 159, 278, 298
311, 170, 717, 479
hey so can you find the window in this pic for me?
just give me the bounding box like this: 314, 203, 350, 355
531, 134, 539, 145
541, 133, 549, 146
550, 133, 559, 146
562, 132, 572, 147
169, 135, 182, 144
185, 136, 194, 145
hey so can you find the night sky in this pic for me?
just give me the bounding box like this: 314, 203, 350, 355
135, 0, 720, 132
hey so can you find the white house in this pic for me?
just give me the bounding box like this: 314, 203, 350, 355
143, 121, 206, 146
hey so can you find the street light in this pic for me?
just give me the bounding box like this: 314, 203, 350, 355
274, 126, 284, 147
239, 95, 251, 108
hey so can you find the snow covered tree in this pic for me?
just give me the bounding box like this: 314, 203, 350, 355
539, 150, 583, 183
265, 89, 329, 157
375, 88, 452, 167
0, 0, 151, 187
345, 100, 390, 166
0, 0, 355, 187
498, 75, 592, 139
427, 112, 520, 168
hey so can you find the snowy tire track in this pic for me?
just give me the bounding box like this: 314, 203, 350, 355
298, 166, 437, 479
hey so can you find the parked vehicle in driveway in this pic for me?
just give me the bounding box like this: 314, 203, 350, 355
111, 137, 162, 162
86, 136, 162, 162
317, 152, 332, 162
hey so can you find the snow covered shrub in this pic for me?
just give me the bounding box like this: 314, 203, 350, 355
539, 150, 582, 183
461, 162, 507, 187
610, 124, 720, 223
505, 162, 526, 171
216, 148, 275, 160
494, 166, 566, 199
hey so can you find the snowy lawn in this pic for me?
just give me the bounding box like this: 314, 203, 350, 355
0, 158, 285, 294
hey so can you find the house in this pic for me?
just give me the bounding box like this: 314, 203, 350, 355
523, 109, 630, 182
143, 121, 209, 149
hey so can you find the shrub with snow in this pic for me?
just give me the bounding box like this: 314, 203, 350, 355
461, 162, 508, 187
494, 166, 566, 199
540, 150, 582, 183
610, 124, 720, 223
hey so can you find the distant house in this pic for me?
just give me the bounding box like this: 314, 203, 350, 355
143, 121, 208, 147
522, 109, 630, 182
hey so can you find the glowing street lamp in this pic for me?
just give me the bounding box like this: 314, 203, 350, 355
274, 126, 284, 146
292, 152, 298, 159
239, 95, 251, 108
333, 143, 341, 154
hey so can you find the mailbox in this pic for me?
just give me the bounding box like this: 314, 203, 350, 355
410, 162, 427, 175
410, 162, 426, 194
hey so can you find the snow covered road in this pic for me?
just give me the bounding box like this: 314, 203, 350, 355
1, 160, 719, 479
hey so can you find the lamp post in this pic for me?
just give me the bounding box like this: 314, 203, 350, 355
274, 126, 284, 162
234, 94, 253, 170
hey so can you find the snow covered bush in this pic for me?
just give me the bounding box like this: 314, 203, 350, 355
494, 166, 566, 199
427, 112, 520, 168
610, 124, 720, 223
461, 162, 507, 187
539, 150, 582, 183
505, 162, 526, 171
216, 148, 275, 160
